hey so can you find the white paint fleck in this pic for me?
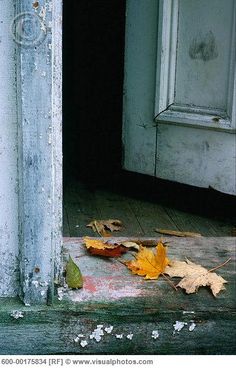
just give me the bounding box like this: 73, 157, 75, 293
173, 321, 187, 333
182, 311, 195, 314
90, 326, 104, 342
115, 334, 123, 339
32, 280, 39, 288
105, 326, 113, 334
40, 290, 46, 296
39, 6, 47, 21
77, 334, 84, 338
57, 287, 64, 301
127, 333, 133, 340
48, 2, 53, 12
189, 322, 196, 331
74, 336, 79, 343
41, 71, 46, 77
151, 330, 159, 339
80, 340, 88, 348
10, 310, 24, 319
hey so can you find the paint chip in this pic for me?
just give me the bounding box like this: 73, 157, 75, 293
127, 333, 133, 340
173, 321, 187, 333
10, 310, 24, 319
90, 326, 104, 342
80, 340, 88, 348
105, 326, 114, 334
189, 322, 196, 332
115, 334, 123, 339
151, 330, 159, 339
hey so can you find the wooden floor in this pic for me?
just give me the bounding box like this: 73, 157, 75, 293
63, 180, 235, 237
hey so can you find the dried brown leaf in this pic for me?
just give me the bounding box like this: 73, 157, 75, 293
87, 219, 122, 236
165, 259, 227, 296
155, 229, 202, 237
121, 241, 140, 251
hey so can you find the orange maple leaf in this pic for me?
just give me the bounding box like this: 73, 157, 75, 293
125, 241, 170, 279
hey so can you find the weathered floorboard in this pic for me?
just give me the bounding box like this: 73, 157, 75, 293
63, 182, 234, 237
0, 237, 234, 354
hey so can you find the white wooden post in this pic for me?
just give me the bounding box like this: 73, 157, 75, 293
0, 1, 19, 297
15, 0, 62, 305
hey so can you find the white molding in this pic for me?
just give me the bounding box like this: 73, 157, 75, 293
155, 0, 236, 132
155, 104, 235, 133
155, 0, 179, 115
226, 1, 236, 129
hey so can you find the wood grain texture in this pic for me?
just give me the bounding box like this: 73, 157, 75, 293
63, 182, 234, 237
0, 237, 235, 354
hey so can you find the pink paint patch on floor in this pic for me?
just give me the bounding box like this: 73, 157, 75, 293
68, 276, 145, 302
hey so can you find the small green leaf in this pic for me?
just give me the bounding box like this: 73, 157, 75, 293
66, 255, 83, 289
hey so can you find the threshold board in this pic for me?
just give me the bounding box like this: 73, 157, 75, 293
0, 237, 235, 354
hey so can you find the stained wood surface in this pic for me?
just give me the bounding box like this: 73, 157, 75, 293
0, 237, 235, 354
63, 181, 235, 237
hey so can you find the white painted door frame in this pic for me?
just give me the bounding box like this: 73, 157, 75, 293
15, 0, 62, 305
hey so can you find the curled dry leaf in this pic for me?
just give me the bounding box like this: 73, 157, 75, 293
88, 246, 127, 257
121, 241, 140, 251
155, 229, 202, 237
125, 241, 170, 280
165, 259, 227, 296
84, 237, 117, 250
87, 219, 122, 236
83, 237, 127, 257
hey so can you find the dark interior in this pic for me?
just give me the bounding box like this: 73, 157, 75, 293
63, 0, 126, 186
63, 0, 236, 223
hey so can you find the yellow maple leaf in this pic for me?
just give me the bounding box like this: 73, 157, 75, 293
125, 242, 170, 280
83, 237, 117, 250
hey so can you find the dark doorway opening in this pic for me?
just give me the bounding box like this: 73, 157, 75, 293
62, 0, 235, 237
63, 0, 126, 187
